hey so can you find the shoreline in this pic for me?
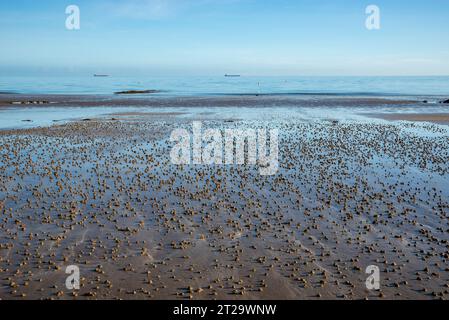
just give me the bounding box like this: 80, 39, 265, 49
1, 94, 449, 131
0, 93, 432, 108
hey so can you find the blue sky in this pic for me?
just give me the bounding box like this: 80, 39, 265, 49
0, 0, 448, 76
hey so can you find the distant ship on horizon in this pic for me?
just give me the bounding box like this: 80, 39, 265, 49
225, 74, 241, 77
93, 74, 109, 77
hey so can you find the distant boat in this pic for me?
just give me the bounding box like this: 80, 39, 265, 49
225, 74, 241, 77
94, 74, 109, 77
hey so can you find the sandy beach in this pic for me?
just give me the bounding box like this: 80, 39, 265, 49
0, 95, 448, 300
0, 93, 427, 108
369, 113, 449, 125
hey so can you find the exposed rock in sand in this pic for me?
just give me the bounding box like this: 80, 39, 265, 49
114, 90, 160, 95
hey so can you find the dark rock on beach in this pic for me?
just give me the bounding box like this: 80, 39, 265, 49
114, 90, 160, 95
11, 100, 50, 105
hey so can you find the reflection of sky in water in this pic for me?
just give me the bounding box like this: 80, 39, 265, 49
1, 104, 449, 136
0, 106, 142, 130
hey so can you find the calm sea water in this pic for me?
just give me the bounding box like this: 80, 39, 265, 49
0, 76, 448, 96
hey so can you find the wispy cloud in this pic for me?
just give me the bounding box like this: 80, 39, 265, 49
399, 58, 440, 64
102, 0, 243, 20
103, 0, 179, 20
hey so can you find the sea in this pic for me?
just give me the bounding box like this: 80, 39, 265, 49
0, 75, 449, 96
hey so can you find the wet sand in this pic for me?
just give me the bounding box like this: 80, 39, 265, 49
369, 113, 449, 125
0, 93, 424, 109
0, 98, 449, 300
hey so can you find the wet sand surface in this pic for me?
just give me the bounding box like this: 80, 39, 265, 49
369, 113, 449, 125
1, 97, 449, 300
0, 94, 426, 109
